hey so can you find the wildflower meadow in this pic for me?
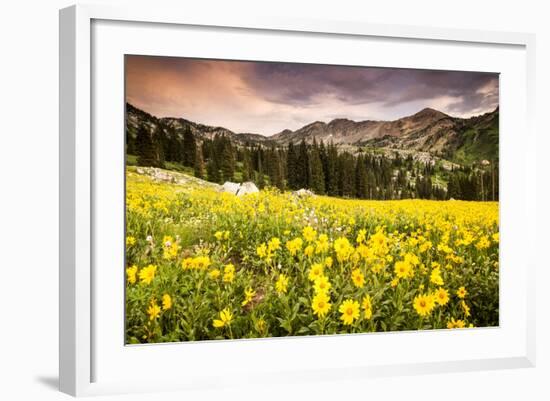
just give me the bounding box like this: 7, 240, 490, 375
125, 168, 499, 343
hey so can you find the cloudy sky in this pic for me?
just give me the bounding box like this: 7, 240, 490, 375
125, 55, 499, 136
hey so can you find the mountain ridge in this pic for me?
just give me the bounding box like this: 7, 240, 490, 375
126, 103, 498, 164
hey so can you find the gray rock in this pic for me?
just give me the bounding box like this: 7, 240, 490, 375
293, 188, 315, 197
222, 182, 241, 194
222, 181, 259, 196
236, 182, 259, 196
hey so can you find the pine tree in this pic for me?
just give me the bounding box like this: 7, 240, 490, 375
126, 127, 136, 155
241, 148, 253, 182
286, 142, 298, 189
355, 155, 368, 199
152, 124, 166, 168
219, 137, 236, 182
194, 146, 205, 179
182, 126, 196, 167
206, 158, 221, 183
297, 139, 309, 189
136, 123, 156, 166
256, 155, 265, 189
267, 147, 284, 190
337, 152, 356, 197
309, 139, 325, 194
325, 142, 338, 196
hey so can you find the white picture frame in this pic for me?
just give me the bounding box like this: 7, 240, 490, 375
59, 4, 536, 397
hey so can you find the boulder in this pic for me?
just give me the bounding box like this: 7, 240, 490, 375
236, 182, 259, 196
222, 181, 259, 196
293, 188, 315, 197
222, 181, 241, 194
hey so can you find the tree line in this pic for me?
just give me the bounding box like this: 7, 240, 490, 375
128, 122, 498, 201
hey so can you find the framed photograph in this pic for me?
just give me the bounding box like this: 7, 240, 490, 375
59, 4, 536, 396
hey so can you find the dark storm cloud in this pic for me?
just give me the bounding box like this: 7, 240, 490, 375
126, 56, 499, 135
245, 63, 498, 113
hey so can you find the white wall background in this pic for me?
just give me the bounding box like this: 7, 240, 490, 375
0, 0, 547, 400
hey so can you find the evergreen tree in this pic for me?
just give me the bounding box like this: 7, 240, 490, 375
241, 148, 253, 182
256, 155, 266, 189
194, 146, 205, 179
337, 152, 356, 197
267, 147, 284, 190
297, 139, 309, 189
152, 124, 166, 168
182, 126, 196, 167
355, 155, 368, 199
136, 123, 157, 166
325, 142, 338, 196
286, 142, 298, 189
219, 137, 236, 182
126, 127, 136, 155
309, 139, 325, 194
206, 158, 221, 183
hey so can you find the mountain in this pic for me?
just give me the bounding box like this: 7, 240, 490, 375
126, 103, 276, 146
270, 106, 498, 163
271, 107, 450, 145
359, 108, 499, 163
126, 103, 498, 164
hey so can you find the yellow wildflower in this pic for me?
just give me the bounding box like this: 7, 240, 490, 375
413, 293, 436, 317
362, 295, 373, 320
334, 237, 353, 262
193, 256, 211, 270
268, 237, 281, 252
147, 300, 161, 320
356, 229, 367, 244
308, 263, 324, 282
242, 287, 256, 306
286, 238, 303, 256
351, 268, 365, 288
209, 269, 221, 279
394, 260, 413, 279
162, 294, 172, 310
339, 299, 360, 325
311, 292, 331, 318
223, 264, 235, 283
181, 257, 194, 270
256, 243, 268, 258
434, 287, 449, 306
213, 308, 233, 328
313, 275, 331, 294
430, 267, 444, 286
162, 235, 179, 260
461, 300, 471, 317
275, 274, 289, 294
475, 235, 491, 250
139, 264, 157, 285
315, 234, 330, 254
447, 318, 466, 329
302, 226, 317, 242
126, 265, 138, 284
